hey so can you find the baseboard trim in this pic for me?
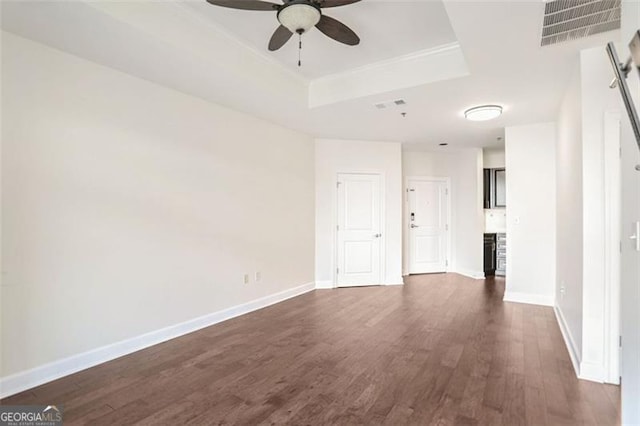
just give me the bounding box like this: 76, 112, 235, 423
316, 279, 404, 288
503, 291, 554, 307
554, 305, 581, 378
0, 282, 315, 399
315, 281, 334, 289
452, 269, 486, 280
555, 308, 606, 383
385, 277, 405, 286
579, 361, 605, 383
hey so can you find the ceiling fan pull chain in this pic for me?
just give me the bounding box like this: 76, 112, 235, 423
298, 33, 302, 67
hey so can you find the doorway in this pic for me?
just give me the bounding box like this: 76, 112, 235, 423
336, 173, 383, 287
407, 177, 450, 274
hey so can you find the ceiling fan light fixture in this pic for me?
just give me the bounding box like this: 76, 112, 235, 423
464, 105, 503, 121
277, 3, 321, 34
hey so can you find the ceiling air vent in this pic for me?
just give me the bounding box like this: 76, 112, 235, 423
374, 99, 407, 110
541, 0, 621, 47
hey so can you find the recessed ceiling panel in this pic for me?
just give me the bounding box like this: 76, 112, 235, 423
1, 0, 622, 150
185, 0, 458, 79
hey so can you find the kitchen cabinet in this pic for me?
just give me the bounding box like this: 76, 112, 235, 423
483, 168, 506, 209
483, 169, 492, 209
494, 169, 506, 207
484, 233, 506, 277
496, 233, 506, 276
484, 234, 496, 276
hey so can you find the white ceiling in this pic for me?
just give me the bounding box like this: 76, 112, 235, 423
184, 0, 458, 79
0, 0, 622, 150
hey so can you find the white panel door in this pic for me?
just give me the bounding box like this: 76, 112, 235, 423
408, 178, 448, 274
336, 173, 382, 287
620, 77, 640, 423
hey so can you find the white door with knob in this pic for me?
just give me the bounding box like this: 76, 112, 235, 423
407, 177, 449, 274
336, 173, 382, 287
619, 51, 640, 423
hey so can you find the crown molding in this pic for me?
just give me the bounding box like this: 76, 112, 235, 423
314, 42, 463, 84
308, 42, 470, 108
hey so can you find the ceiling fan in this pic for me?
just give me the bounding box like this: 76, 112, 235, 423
205, 0, 361, 65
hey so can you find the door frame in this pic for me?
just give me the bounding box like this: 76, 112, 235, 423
333, 171, 386, 288
603, 110, 621, 384
403, 176, 451, 276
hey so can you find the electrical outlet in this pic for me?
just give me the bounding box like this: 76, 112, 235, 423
243, 274, 250, 285
255, 271, 261, 282
560, 281, 566, 299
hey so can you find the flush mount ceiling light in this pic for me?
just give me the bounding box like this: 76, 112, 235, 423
464, 105, 503, 122
277, 3, 321, 34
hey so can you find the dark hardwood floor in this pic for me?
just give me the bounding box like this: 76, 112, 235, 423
2, 274, 620, 425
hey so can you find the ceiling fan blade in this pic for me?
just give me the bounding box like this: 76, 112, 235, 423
317, 0, 361, 8
205, 0, 279, 11
315, 15, 360, 46
269, 25, 293, 51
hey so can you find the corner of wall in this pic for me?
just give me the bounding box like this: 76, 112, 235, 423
503, 291, 555, 307
452, 268, 485, 280
315, 281, 334, 289
578, 361, 605, 383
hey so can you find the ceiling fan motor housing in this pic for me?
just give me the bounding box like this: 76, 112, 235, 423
205, 0, 361, 52
277, 0, 321, 34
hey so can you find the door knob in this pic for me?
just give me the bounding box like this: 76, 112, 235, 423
374, 233, 382, 238
411, 224, 419, 228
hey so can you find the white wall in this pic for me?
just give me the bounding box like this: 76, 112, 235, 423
554, 45, 623, 383
504, 123, 556, 306
579, 46, 621, 381
315, 139, 402, 287
402, 149, 484, 278
482, 148, 505, 169
556, 59, 584, 368
484, 210, 507, 234
1, 33, 315, 382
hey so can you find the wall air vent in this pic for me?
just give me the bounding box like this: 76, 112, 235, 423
394, 99, 406, 106
375, 103, 387, 109
541, 0, 621, 47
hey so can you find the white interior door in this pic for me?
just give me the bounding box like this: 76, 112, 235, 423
336, 173, 382, 287
408, 178, 449, 274
620, 77, 640, 423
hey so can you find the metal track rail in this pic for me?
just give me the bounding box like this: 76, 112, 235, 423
607, 30, 640, 153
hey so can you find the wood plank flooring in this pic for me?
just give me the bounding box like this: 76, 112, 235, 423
1, 274, 620, 425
